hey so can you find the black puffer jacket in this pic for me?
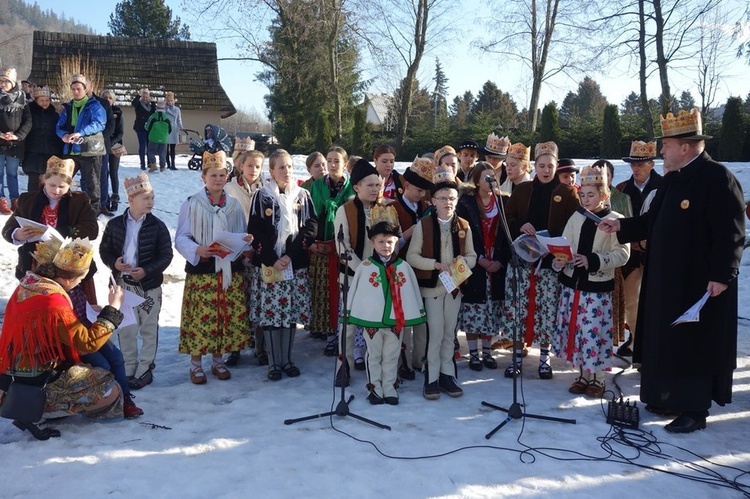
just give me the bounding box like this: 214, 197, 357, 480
0, 87, 32, 158
110, 105, 124, 145
99, 211, 174, 291
24, 101, 63, 158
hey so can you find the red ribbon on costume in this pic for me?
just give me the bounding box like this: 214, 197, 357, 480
566, 289, 581, 362
385, 265, 405, 333
524, 267, 537, 346
323, 240, 339, 332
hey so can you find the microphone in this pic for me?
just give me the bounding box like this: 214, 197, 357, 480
337, 224, 345, 243
576, 205, 602, 224
485, 174, 497, 184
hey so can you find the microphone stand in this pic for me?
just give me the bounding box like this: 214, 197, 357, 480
480, 178, 576, 439
284, 225, 391, 430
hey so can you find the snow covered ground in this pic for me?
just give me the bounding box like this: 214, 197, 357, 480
0, 155, 749, 498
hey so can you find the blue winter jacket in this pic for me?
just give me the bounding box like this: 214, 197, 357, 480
55, 98, 107, 154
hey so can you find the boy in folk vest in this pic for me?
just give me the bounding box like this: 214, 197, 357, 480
344, 207, 426, 405
333, 158, 383, 385
392, 156, 434, 379
406, 165, 477, 400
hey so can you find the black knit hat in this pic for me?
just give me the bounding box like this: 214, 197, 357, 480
557, 158, 579, 173
350, 158, 379, 185
367, 221, 402, 239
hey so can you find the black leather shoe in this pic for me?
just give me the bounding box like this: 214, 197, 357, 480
13, 420, 61, 441
224, 351, 241, 367
468, 354, 483, 371
267, 365, 282, 381
438, 373, 463, 397
664, 414, 707, 433
482, 355, 498, 369
645, 404, 680, 416
323, 340, 338, 357
282, 362, 301, 377
354, 358, 366, 371
504, 363, 521, 378
128, 369, 153, 390
384, 396, 399, 406
398, 366, 416, 380
367, 392, 384, 405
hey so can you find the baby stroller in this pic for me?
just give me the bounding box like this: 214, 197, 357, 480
184, 124, 234, 171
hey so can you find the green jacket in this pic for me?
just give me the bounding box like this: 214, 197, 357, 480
144, 110, 172, 144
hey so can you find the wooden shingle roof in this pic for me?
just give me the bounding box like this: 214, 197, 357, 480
28, 30, 236, 117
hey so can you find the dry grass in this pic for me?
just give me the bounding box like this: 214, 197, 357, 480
57, 55, 105, 101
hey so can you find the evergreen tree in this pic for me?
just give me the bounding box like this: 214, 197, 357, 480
431, 58, 449, 127
108, 0, 190, 39
677, 90, 696, 110
471, 81, 518, 129
351, 105, 372, 156
719, 97, 745, 162
449, 91, 473, 131
621, 92, 642, 116
600, 104, 622, 159
540, 102, 560, 144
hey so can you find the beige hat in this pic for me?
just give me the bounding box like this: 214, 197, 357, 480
70, 74, 87, 88
0, 67, 17, 86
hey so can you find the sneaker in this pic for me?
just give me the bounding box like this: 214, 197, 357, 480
438, 373, 463, 397
423, 381, 440, 400
124, 395, 144, 419
128, 369, 153, 390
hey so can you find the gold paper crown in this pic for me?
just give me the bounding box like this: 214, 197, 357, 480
579, 164, 608, 187
627, 140, 657, 160
433, 164, 456, 185
53, 237, 95, 274
234, 136, 256, 152
434, 145, 457, 164
124, 172, 153, 197
70, 74, 87, 88
410, 156, 435, 183
0, 67, 17, 85
370, 204, 400, 227
46, 156, 75, 178
659, 108, 705, 138
507, 142, 531, 162
202, 150, 227, 171
484, 133, 510, 156
534, 141, 559, 160
33, 237, 63, 266
32, 85, 51, 99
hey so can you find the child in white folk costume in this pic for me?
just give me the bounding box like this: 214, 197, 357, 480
345, 207, 426, 405
175, 151, 254, 384
223, 148, 265, 367
334, 158, 383, 385
247, 149, 317, 381
407, 164, 477, 400
551, 164, 629, 397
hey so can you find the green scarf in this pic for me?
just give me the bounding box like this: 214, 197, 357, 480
70, 95, 89, 127
312, 175, 354, 240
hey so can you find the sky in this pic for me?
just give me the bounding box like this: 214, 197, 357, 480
22, 0, 750, 122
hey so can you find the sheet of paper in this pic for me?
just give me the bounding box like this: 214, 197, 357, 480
85, 288, 146, 329
671, 291, 711, 327
535, 233, 573, 261
212, 231, 251, 260
14, 216, 64, 243
439, 271, 457, 293
449, 255, 472, 286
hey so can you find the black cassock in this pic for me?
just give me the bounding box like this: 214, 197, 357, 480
618, 152, 745, 412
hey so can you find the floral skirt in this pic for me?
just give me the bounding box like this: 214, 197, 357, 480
501, 265, 559, 345
458, 275, 501, 336
45, 364, 123, 420
308, 251, 337, 334
253, 268, 311, 328
244, 264, 260, 326
179, 272, 250, 355
552, 286, 614, 373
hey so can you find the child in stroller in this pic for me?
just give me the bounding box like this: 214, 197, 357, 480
185, 124, 234, 171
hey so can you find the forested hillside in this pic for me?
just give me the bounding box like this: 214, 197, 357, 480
0, 0, 94, 79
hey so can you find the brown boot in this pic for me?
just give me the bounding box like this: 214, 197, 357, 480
0, 197, 11, 215
148, 164, 158, 173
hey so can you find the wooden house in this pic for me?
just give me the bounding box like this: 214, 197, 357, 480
28, 31, 236, 153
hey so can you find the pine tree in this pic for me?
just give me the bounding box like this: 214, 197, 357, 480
431, 58, 449, 127
719, 97, 745, 162
108, 0, 190, 39
600, 104, 622, 159
540, 102, 560, 144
